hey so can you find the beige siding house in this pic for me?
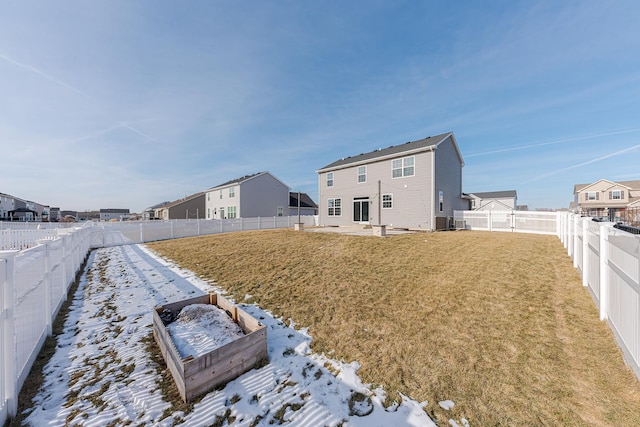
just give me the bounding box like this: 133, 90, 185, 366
574, 179, 640, 221
467, 190, 517, 211
317, 132, 466, 230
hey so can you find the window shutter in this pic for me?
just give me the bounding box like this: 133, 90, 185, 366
596, 192, 599, 200
609, 191, 612, 199
622, 190, 625, 199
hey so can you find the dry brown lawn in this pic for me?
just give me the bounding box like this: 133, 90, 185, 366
148, 229, 640, 426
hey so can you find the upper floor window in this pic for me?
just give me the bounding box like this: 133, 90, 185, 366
328, 198, 341, 216
586, 192, 599, 201
207, 193, 210, 201
327, 172, 334, 187
229, 186, 235, 198
610, 190, 624, 200
277, 206, 284, 217
392, 156, 415, 178
220, 190, 223, 199
382, 194, 393, 209
357, 166, 366, 183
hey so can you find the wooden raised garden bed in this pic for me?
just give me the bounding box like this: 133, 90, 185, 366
152, 293, 268, 402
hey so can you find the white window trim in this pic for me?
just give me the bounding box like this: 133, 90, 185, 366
327, 198, 342, 216
382, 193, 393, 209
327, 172, 334, 187
357, 166, 367, 184
392, 156, 415, 178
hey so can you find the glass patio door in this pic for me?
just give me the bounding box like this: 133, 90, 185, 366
353, 198, 369, 222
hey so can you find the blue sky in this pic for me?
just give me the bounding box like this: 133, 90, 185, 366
2, 1, 640, 213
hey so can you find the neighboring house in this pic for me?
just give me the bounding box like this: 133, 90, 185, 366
156, 193, 206, 220
100, 208, 131, 222
205, 172, 291, 219
142, 202, 170, 220
316, 132, 466, 230
78, 211, 101, 221
49, 207, 61, 222
0, 192, 16, 220
466, 190, 518, 211
574, 179, 640, 221
289, 192, 318, 216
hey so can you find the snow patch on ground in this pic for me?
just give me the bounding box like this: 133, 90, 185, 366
167, 304, 245, 358
24, 244, 441, 426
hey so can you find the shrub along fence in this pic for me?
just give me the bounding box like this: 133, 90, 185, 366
0, 215, 317, 424
457, 210, 640, 381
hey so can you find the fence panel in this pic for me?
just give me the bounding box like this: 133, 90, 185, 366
0, 256, 7, 423
585, 220, 601, 301
607, 231, 640, 371
13, 247, 48, 393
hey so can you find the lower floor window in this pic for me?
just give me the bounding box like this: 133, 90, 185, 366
328, 198, 341, 216
382, 194, 393, 209
227, 206, 237, 219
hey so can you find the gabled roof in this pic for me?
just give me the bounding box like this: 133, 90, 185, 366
574, 179, 640, 193
208, 171, 290, 191
470, 190, 517, 199
165, 192, 205, 208
317, 132, 463, 172
289, 192, 318, 209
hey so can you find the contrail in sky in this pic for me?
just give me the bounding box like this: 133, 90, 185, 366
524, 143, 640, 183
121, 122, 158, 142
466, 128, 640, 158
0, 52, 91, 98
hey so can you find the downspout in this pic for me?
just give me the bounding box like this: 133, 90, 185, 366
431, 148, 436, 231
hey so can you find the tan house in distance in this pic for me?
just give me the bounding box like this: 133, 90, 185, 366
573, 179, 640, 221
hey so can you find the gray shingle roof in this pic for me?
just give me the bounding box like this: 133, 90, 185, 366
289, 192, 317, 209
574, 180, 640, 192
471, 190, 517, 199
209, 172, 265, 190
318, 132, 453, 171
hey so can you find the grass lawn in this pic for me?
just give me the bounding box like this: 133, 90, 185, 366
148, 229, 640, 426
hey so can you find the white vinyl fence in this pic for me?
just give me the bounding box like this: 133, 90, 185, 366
0, 215, 317, 423
558, 213, 640, 380
1, 227, 92, 422
458, 210, 640, 381
453, 210, 559, 235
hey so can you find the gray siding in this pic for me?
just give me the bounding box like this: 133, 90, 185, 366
319, 150, 436, 229
318, 134, 464, 230
434, 134, 466, 218
168, 195, 206, 219
239, 173, 290, 218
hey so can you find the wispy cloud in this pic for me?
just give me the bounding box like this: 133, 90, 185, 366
524, 143, 640, 183
0, 51, 91, 98
466, 128, 640, 158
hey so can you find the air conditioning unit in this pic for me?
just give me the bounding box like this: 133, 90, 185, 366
454, 220, 466, 230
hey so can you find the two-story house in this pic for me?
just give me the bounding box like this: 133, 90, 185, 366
573, 179, 640, 221
317, 132, 466, 230
155, 193, 206, 220
205, 172, 292, 220
467, 190, 518, 211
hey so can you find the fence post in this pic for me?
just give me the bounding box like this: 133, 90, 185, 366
582, 218, 589, 287
240, 217, 243, 231
140, 223, 144, 243
598, 223, 610, 321
0, 250, 18, 418
35, 240, 53, 336
572, 216, 579, 268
